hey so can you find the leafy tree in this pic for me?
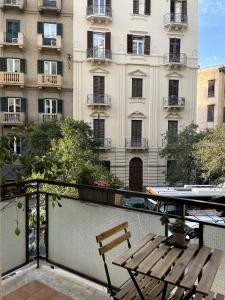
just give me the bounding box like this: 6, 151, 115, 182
160, 123, 205, 185
194, 124, 225, 183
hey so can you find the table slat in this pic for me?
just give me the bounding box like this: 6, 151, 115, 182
113, 233, 155, 266
196, 249, 223, 295
205, 292, 215, 300
179, 246, 211, 290
164, 244, 198, 284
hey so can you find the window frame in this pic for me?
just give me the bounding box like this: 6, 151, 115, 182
207, 105, 215, 122
208, 80, 215, 98
132, 36, 144, 55
44, 61, 57, 75
132, 78, 143, 98
44, 99, 58, 114
8, 97, 21, 113
7, 58, 20, 72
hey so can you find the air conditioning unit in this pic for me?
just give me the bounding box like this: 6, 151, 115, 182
51, 39, 57, 46
12, 37, 18, 43
5, 0, 18, 5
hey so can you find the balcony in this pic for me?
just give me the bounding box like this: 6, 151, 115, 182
95, 137, 111, 149
38, 0, 61, 13
37, 74, 62, 89
87, 48, 112, 63
164, 13, 188, 31
37, 34, 62, 51
0, 32, 24, 49
0, 0, 25, 10
125, 138, 149, 150
87, 94, 111, 108
0, 72, 24, 87
163, 97, 185, 109
163, 53, 187, 68
0, 112, 25, 124
40, 113, 62, 123
86, 5, 112, 23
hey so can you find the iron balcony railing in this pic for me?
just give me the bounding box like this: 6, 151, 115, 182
87, 5, 112, 18
87, 48, 112, 60
41, 113, 61, 122
163, 97, 185, 108
38, 0, 61, 12
164, 13, 188, 25
87, 94, 111, 106
126, 138, 148, 149
163, 53, 187, 65
94, 137, 111, 149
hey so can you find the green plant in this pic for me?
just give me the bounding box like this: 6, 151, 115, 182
170, 219, 186, 233
160, 214, 170, 226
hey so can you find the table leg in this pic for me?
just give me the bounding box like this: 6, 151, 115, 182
161, 282, 168, 300
128, 270, 145, 300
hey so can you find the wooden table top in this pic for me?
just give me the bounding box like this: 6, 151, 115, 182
113, 233, 223, 296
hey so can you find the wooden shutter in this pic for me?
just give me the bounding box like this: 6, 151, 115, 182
170, 0, 175, 14
132, 78, 143, 97
37, 22, 43, 34
106, 0, 111, 6
131, 120, 142, 146
145, 0, 151, 15
133, 0, 139, 14
105, 32, 111, 50
57, 61, 63, 75
21, 136, 26, 155
0, 58, 7, 72
93, 119, 105, 140
182, 0, 187, 16
20, 59, 26, 73
87, 31, 93, 49
0, 97, 8, 112
37, 60, 44, 74
38, 99, 44, 113
144, 36, 151, 55
57, 23, 63, 36
87, 0, 92, 6
127, 34, 133, 53
57, 100, 63, 114
21, 98, 27, 113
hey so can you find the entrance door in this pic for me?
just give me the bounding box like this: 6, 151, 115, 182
169, 38, 180, 62
129, 158, 143, 191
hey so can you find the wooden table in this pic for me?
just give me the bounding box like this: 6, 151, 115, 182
112, 233, 223, 300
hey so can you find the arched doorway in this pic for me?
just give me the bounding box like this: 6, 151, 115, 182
129, 158, 143, 191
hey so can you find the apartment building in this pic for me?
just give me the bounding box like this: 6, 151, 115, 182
0, 0, 73, 155
197, 66, 225, 131
73, 0, 198, 189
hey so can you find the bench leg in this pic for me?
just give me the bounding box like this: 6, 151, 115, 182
128, 270, 145, 300
161, 282, 168, 300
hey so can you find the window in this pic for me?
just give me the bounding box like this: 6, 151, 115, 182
44, 61, 57, 75
169, 80, 179, 105
7, 58, 20, 72
132, 78, 143, 98
10, 136, 22, 155
87, 31, 111, 59
44, 23, 57, 38
127, 35, 150, 55
44, 99, 57, 114
167, 160, 177, 180
223, 108, 225, 122
8, 98, 21, 113
133, 0, 151, 15
93, 0, 106, 15
168, 120, 178, 144
6, 20, 20, 43
208, 80, 215, 97
131, 120, 142, 147
207, 105, 214, 122
0, 58, 26, 73
93, 76, 105, 103
93, 32, 105, 58
0, 97, 26, 113
101, 160, 111, 171
38, 99, 63, 114
93, 119, 105, 146
170, 0, 187, 21
169, 38, 181, 62
37, 60, 63, 75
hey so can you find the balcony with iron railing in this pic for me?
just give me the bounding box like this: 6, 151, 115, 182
0, 0, 26, 10
0, 112, 25, 124
125, 138, 149, 150
87, 48, 112, 63
86, 5, 112, 23
87, 94, 111, 107
37, 0, 61, 13
163, 96, 185, 109
164, 13, 188, 31
37, 74, 62, 89
94, 137, 112, 149
39, 113, 62, 123
0, 72, 25, 87
1, 180, 225, 299
163, 53, 187, 68
37, 34, 61, 51
0, 32, 24, 48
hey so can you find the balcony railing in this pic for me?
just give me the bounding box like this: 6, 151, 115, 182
38, 0, 61, 12
40, 113, 62, 122
87, 94, 111, 107
163, 97, 185, 109
163, 53, 187, 67
0, 32, 24, 48
37, 74, 62, 89
0, 0, 25, 9
87, 48, 112, 62
125, 138, 149, 150
94, 137, 111, 149
164, 13, 188, 30
37, 34, 62, 51
86, 5, 112, 22
0, 72, 25, 87
1, 112, 25, 124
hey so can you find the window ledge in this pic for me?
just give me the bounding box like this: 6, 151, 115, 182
130, 13, 149, 20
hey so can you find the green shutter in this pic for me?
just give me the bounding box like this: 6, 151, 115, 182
21, 136, 26, 155
0, 58, 7, 72
37, 60, 44, 74
57, 23, 63, 36
38, 99, 44, 113
57, 100, 63, 114
0, 97, 8, 112
57, 61, 63, 75
20, 59, 26, 73
37, 22, 43, 34
21, 98, 27, 113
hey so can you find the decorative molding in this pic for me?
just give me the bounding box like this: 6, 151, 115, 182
89, 27, 110, 32
165, 111, 182, 119
128, 69, 147, 77
89, 67, 109, 74
166, 72, 184, 79
128, 111, 146, 119
90, 111, 109, 118
129, 30, 149, 35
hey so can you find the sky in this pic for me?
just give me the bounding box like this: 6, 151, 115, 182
199, 0, 225, 68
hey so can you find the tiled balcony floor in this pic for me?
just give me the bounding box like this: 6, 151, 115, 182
2, 262, 110, 300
